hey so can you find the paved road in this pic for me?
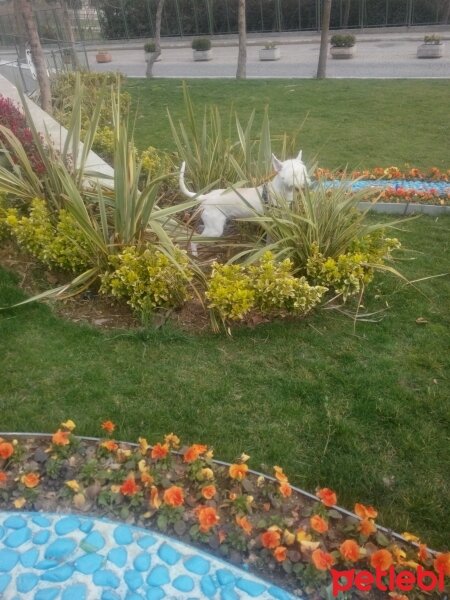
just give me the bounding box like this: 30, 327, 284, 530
86, 31, 450, 79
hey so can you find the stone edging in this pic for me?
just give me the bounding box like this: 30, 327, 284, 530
359, 202, 450, 216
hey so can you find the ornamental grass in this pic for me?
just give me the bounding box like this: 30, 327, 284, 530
0, 421, 448, 599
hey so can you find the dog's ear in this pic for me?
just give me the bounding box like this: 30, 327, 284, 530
296, 150, 303, 161
272, 154, 283, 173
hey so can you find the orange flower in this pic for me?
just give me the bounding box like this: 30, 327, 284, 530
183, 444, 208, 463
370, 549, 394, 571
316, 487, 337, 507
310, 515, 328, 534
261, 529, 281, 549
140, 471, 154, 487
274, 546, 287, 562
101, 440, 118, 452
279, 482, 292, 498
0, 441, 14, 460
150, 486, 161, 509
229, 463, 248, 481
0, 471, 7, 484
163, 486, 184, 507
434, 552, 450, 576
52, 429, 70, 446
273, 466, 289, 483
119, 476, 140, 497
389, 594, 409, 600
151, 443, 169, 460
359, 518, 377, 536
101, 420, 116, 434
235, 515, 253, 535
21, 472, 40, 488
418, 543, 429, 563
311, 549, 335, 571
354, 503, 378, 520
201, 485, 217, 500
197, 506, 220, 533
339, 539, 361, 562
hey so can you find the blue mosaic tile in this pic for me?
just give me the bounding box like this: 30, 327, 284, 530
45, 537, 77, 561
32, 515, 51, 528
54, 516, 80, 535
137, 535, 157, 550
157, 542, 180, 565
93, 569, 121, 588
82, 530, 105, 552
20, 547, 39, 568
125, 569, 144, 591
16, 572, 39, 593
221, 587, 240, 600
145, 588, 165, 600
4, 526, 32, 548
34, 588, 60, 600
173, 574, 195, 592
0, 549, 19, 571
114, 524, 133, 545
75, 552, 104, 574
147, 564, 170, 586
0, 526, 4, 540
62, 583, 88, 600
201, 574, 217, 597
134, 551, 151, 572
101, 591, 121, 600
35, 559, 59, 570
0, 574, 11, 593
217, 568, 236, 586
4, 515, 26, 529
80, 520, 94, 533
41, 564, 75, 582
33, 529, 51, 545
185, 554, 210, 575
236, 578, 267, 597
108, 546, 128, 568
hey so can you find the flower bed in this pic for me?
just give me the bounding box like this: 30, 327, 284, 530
0, 421, 449, 599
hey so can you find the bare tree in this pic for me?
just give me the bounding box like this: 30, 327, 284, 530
316, 0, 332, 80
146, 0, 165, 78
236, 0, 247, 79
16, 0, 52, 113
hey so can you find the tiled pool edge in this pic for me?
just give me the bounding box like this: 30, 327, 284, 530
0, 510, 299, 599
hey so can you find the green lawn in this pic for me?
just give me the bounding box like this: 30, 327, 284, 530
126, 79, 450, 171
1, 216, 449, 548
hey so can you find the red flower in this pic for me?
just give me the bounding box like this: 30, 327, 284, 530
310, 515, 328, 534
119, 476, 140, 497
151, 443, 169, 460
197, 506, 220, 533
273, 546, 287, 562
0, 442, 14, 460
261, 529, 281, 549
370, 549, 393, 571
340, 539, 361, 562
52, 430, 70, 446
183, 444, 208, 463
163, 486, 184, 507
311, 549, 335, 571
434, 552, 450, 576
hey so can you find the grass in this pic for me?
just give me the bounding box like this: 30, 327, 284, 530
126, 79, 450, 171
1, 215, 449, 548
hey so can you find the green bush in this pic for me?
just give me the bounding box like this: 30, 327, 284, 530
206, 252, 327, 322
330, 34, 356, 47
144, 41, 156, 52
100, 246, 193, 315
192, 38, 212, 51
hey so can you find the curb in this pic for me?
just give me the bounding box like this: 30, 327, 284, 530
358, 202, 450, 216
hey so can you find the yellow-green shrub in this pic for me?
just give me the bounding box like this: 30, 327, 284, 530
306, 233, 401, 300
3, 198, 91, 272
140, 146, 162, 177
100, 246, 193, 314
92, 126, 115, 162
0, 194, 10, 241
206, 252, 327, 321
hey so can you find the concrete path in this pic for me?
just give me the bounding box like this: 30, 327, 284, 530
85, 30, 450, 79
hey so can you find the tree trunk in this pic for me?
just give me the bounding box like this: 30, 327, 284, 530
316, 0, 332, 80
146, 0, 165, 78
236, 0, 247, 79
59, 0, 80, 69
16, 0, 53, 113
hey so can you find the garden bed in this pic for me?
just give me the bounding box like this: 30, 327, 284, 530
1, 427, 448, 599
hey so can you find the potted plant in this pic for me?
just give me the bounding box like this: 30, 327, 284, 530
192, 37, 212, 61
417, 34, 444, 58
259, 41, 281, 61
330, 33, 356, 59
144, 41, 161, 62
96, 50, 112, 63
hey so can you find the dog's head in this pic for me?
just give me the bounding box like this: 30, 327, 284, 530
272, 150, 311, 201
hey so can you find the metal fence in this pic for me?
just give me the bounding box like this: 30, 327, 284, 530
0, 0, 448, 47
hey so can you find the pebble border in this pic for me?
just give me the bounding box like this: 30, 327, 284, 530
0, 510, 298, 600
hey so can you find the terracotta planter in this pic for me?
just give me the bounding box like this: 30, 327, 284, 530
417, 43, 444, 58
259, 47, 281, 61
330, 45, 355, 59
96, 51, 112, 63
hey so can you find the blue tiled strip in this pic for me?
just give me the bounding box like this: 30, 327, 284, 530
325, 179, 450, 195
0, 511, 297, 600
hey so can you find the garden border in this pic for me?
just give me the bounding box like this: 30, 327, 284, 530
0, 431, 438, 556
358, 202, 450, 216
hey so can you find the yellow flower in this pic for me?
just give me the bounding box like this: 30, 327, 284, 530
138, 438, 150, 455
138, 459, 149, 473
110, 484, 121, 494
164, 433, 181, 449
65, 480, 80, 493
13, 497, 26, 509
204, 449, 214, 460
61, 419, 76, 431
198, 468, 214, 481
402, 531, 421, 543
240, 453, 250, 463
283, 529, 296, 545
256, 475, 266, 487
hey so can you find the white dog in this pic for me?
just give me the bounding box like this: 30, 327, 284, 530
179, 152, 311, 247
